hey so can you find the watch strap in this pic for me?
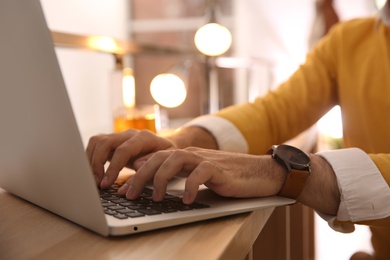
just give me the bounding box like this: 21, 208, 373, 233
278, 168, 310, 199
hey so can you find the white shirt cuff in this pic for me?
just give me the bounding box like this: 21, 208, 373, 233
183, 115, 249, 153
316, 148, 390, 232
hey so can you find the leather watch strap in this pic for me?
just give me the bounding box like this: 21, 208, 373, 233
278, 168, 310, 199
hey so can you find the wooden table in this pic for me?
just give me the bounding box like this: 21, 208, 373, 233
0, 188, 275, 260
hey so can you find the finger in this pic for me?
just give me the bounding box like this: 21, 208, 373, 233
87, 130, 136, 163
152, 149, 202, 201
87, 134, 115, 184
89, 131, 138, 185
124, 151, 171, 199
101, 130, 167, 188
86, 134, 100, 163
86, 135, 103, 184
132, 154, 152, 170
183, 161, 217, 204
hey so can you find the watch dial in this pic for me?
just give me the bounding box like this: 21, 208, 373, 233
278, 145, 310, 164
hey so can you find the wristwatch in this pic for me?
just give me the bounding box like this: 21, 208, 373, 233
268, 144, 311, 199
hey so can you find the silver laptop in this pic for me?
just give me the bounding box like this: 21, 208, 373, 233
0, 0, 294, 236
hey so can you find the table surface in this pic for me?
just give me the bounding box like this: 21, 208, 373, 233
0, 188, 275, 260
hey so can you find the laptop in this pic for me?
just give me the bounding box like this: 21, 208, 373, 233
0, 0, 294, 236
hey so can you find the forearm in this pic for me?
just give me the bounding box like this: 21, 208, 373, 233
167, 126, 219, 150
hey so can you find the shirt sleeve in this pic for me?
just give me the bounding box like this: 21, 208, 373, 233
317, 148, 390, 232
183, 115, 249, 153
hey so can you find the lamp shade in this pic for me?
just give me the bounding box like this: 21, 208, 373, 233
122, 68, 135, 108
375, 0, 387, 9
194, 23, 232, 56
150, 73, 187, 108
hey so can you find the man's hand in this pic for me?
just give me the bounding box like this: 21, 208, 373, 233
87, 129, 340, 216
86, 129, 176, 189
117, 147, 285, 204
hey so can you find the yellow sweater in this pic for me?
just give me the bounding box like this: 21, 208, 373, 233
216, 18, 390, 258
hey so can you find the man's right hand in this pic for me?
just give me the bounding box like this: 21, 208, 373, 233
86, 129, 176, 189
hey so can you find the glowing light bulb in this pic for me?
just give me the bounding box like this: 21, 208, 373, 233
122, 68, 135, 108
376, 0, 387, 9
87, 36, 118, 52
150, 73, 187, 108
194, 23, 232, 56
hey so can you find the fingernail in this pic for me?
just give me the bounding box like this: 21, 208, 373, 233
100, 176, 109, 188
152, 188, 159, 201
118, 183, 129, 194
126, 185, 135, 198
183, 191, 191, 204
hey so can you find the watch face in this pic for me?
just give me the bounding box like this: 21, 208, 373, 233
276, 145, 310, 165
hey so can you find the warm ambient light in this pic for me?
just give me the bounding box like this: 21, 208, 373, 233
122, 68, 135, 108
150, 73, 187, 108
87, 36, 118, 52
376, 0, 387, 9
317, 105, 343, 139
194, 23, 232, 56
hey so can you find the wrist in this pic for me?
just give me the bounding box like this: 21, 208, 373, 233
253, 155, 287, 197
168, 126, 219, 150
269, 155, 290, 195
297, 155, 340, 215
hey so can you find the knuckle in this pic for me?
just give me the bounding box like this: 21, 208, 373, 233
95, 136, 113, 149
89, 134, 105, 144
152, 150, 169, 160
173, 149, 187, 158
198, 160, 213, 170
138, 129, 153, 137
184, 146, 197, 151
122, 129, 138, 135
166, 150, 189, 164
114, 143, 129, 154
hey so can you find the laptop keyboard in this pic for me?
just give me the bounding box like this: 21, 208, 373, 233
100, 183, 210, 220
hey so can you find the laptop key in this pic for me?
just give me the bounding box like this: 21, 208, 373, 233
128, 205, 148, 210
102, 202, 117, 207
142, 188, 153, 195
126, 212, 145, 218
108, 205, 126, 211
104, 209, 117, 215
137, 208, 162, 215
114, 213, 128, 219
119, 201, 137, 207
110, 198, 128, 204
151, 206, 178, 213
117, 208, 136, 214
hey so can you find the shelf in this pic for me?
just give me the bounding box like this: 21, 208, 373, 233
50, 31, 197, 56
